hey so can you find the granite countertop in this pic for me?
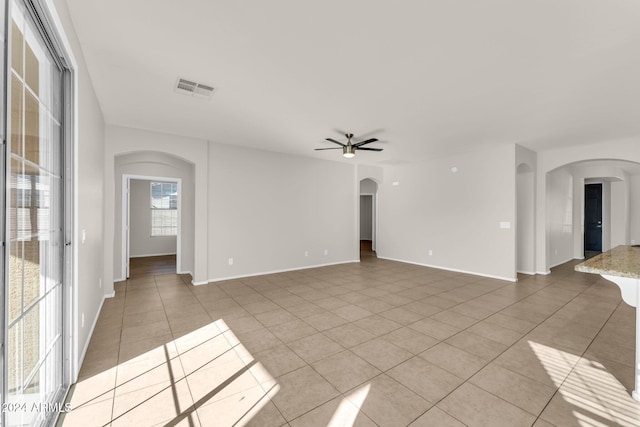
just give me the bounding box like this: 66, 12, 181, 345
575, 245, 640, 279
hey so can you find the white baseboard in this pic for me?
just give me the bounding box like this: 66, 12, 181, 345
377, 256, 517, 282
517, 270, 536, 276
76, 294, 107, 382
129, 252, 177, 258
178, 270, 193, 276
114, 277, 126, 283
199, 260, 360, 286
105, 291, 115, 298
549, 256, 578, 269
536, 270, 551, 275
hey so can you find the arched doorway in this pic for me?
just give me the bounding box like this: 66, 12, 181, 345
114, 151, 196, 281
359, 178, 378, 259
544, 159, 640, 270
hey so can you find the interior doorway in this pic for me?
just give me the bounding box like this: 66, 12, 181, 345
122, 175, 182, 279
584, 183, 603, 257
359, 178, 378, 259
129, 255, 177, 278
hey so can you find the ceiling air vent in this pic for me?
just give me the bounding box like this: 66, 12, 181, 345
175, 78, 215, 99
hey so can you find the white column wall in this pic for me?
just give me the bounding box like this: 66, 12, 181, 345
377, 143, 516, 281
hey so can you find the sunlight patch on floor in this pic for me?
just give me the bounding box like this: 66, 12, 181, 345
328, 383, 370, 427
63, 319, 279, 426
529, 341, 640, 427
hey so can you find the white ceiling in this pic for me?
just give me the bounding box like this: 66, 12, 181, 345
65, 0, 640, 164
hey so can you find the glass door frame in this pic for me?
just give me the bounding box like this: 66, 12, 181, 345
2, 0, 75, 425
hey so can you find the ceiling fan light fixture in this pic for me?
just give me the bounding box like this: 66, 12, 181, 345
343, 146, 355, 158
316, 132, 381, 158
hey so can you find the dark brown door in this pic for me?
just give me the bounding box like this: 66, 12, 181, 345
584, 184, 602, 252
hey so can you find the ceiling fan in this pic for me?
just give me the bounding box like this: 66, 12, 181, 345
315, 133, 383, 158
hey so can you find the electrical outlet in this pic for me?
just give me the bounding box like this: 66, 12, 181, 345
228, 258, 234, 266
81, 313, 85, 328
304, 251, 309, 257
428, 250, 433, 256
554, 249, 558, 255
99, 278, 102, 289
324, 249, 329, 255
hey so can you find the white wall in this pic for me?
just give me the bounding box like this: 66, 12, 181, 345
546, 168, 574, 267
610, 180, 628, 248
208, 143, 357, 281
129, 179, 177, 257
378, 144, 516, 281
357, 165, 383, 184
107, 126, 360, 285
602, 181, 611, 251
49, 0, 105, 378
360, 195, 373, 240
571, 175, 585, 259
114, 152, 194, 279
516, 168, 535, 273
630, 175, 640, 244
515, 145, 537, 276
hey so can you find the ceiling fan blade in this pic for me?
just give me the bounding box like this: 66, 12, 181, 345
315, 147, 343, 150
356, 147, 383, 151
325, 138, 346, 147
354, 138, 379, 147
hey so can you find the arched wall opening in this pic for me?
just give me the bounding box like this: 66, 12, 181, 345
359, 178, 379, 258
517, 163, 536, 274
543, 159, 640, 271
114, 151, 196, 281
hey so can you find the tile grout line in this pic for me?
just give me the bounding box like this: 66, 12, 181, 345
530, 299, 623, 426
211, 265, 534, 423
414, 273, 610, 425
237, 274, 540, 424
219, 271, 527, 424
103, 261, 616, 426
182, 273, 292, 426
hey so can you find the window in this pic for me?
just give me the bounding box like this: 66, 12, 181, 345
150, 182, 178, 236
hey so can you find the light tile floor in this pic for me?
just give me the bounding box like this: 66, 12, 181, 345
60, 257, 640, 426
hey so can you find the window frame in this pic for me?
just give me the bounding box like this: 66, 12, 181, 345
149, 181, 178, 237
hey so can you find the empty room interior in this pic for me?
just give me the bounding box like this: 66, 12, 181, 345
2, 0, 640, 426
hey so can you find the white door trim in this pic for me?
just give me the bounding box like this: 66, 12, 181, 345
122, 174, 182, 279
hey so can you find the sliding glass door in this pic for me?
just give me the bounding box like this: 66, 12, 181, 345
3, 0, 71, 425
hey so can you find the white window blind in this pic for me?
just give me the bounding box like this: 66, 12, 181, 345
150, 182, 177, 236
